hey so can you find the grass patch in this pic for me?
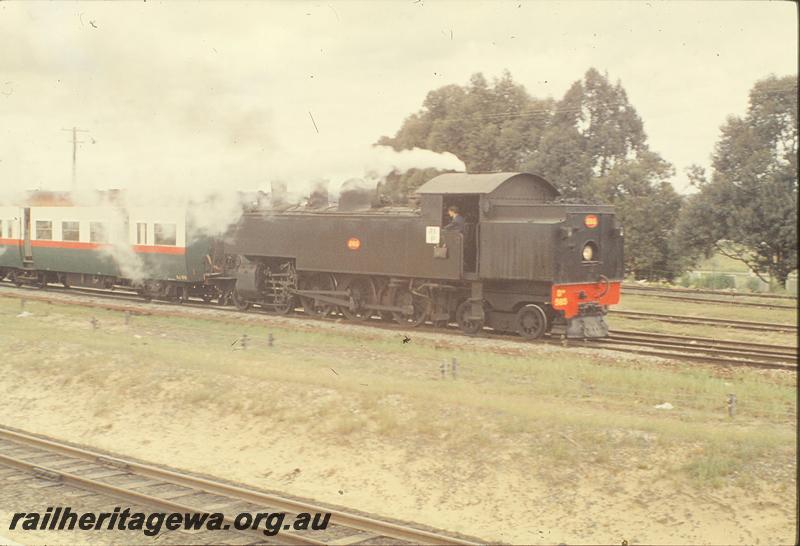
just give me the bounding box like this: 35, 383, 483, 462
617, 294, 797, 325
683, 450, 739, 487
609, 316, 796, 347
0, 297, 795, 493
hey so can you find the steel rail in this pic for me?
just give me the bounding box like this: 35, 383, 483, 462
571, 342, 796, 371
601, 337, 796, 365
608, 332, 797, 359
0, 452, 321, 545
5, 280, 797, 332
620, 289, 796, 310
5, 281, 797, 336
611, 310, 797, 333
621, 283, 797, 301
1, 283, 796, 370
0, 427, 479, 546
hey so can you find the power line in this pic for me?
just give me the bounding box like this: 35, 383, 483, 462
60, 126, 90, 191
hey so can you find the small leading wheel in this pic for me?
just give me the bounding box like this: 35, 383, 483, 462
232, 290, 251, 312
456, 300, 484, 335
516, 304, 548, 340
269, 295, 295, 316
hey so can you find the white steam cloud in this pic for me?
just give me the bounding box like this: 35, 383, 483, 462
0, 141, 465, 281
365, 146, 466, 175
265, 145, 465, 197
101, 216, 147, 284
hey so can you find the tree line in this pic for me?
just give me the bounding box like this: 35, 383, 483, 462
377, 69, 797, 285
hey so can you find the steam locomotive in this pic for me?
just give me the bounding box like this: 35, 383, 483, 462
0, 172, 623, 339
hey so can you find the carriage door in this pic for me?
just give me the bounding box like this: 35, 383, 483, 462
22, 208, 32, 261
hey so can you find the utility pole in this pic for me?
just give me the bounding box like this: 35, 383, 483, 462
61, 126, 90, 191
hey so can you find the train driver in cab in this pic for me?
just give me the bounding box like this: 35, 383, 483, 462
443, 205, 466, 233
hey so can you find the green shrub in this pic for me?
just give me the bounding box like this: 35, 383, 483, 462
695, 273, 736, 290
744, 277, 763, 293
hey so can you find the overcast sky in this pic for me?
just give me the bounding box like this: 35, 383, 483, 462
0, 1, 796, 197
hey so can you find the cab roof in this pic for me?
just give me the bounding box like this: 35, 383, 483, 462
415, 172, 560, 200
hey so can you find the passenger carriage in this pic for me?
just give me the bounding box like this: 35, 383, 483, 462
0, 206, 25, 279
0, 193, 222, 301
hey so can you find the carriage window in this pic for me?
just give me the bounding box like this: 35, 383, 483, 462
90, 222, 108, 243
35, 220, 52, 240
62, 221, 80, 242
136, 223, 148, 245
0, 220, 5, 238
154, 223, 177, 246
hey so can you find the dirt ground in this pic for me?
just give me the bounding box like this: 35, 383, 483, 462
0, 296, 796, 545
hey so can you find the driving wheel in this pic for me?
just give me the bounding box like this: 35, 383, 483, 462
516, 304, 547, 340
300, 274, 336, 317
456, 300, 484, 335
392, 288, 429, 327
338, 276, 377, 321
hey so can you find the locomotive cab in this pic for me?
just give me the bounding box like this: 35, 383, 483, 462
417, 172, 623, 339
418, 193, 480, 274
417, 171, 562, 281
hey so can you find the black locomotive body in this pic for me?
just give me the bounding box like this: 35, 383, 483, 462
225, 172, 624, 339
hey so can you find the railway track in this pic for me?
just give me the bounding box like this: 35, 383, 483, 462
598, 330, 797, 370
1, 283, 796, 371
621, 285, 796, 309
611, 309, 797, 333
610, 329, 796, 356
621, 283, 797, 301
0, 426, 479, 545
